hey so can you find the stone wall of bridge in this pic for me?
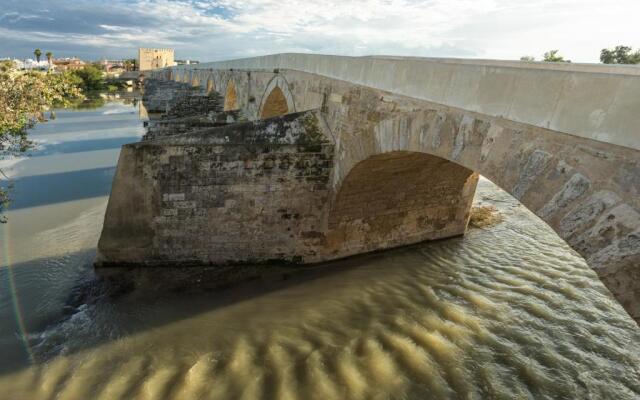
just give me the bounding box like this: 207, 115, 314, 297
178, 54, 640, 150
98, 107, 478, 266
106, 62, 640, 323
98, 110, 335, 265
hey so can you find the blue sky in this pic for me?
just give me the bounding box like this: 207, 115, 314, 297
0, 0, 639, 63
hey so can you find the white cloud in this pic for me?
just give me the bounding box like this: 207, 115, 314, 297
1, 0, 639, 62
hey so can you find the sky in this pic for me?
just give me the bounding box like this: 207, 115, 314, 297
0, 0, 639, 63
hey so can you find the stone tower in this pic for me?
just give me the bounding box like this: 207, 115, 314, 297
138, 48, 174, 71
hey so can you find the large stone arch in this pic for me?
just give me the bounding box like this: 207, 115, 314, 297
259, 75, 295, 119
329, 108, 640, 321
326, 151, 478, 256
224, 79, 238, 111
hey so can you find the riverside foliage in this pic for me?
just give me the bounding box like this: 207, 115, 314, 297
0, 60, 83, 220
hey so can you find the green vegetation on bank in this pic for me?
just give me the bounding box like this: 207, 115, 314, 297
0, 60, 84, 221
600, 46, 640, 64
0, 58, 136, 220
522, 45, 640, 64
520, 50, 571, 63
69, 65, 129, 92
71, 65, 104, 90
543, 50, 570, 63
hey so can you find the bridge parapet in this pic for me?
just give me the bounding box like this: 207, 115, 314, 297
171, 53, 640, 151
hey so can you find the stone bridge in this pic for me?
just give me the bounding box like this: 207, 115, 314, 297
98, 54, 640, 323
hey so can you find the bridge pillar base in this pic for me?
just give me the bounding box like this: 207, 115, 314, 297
96, 113, 479, 268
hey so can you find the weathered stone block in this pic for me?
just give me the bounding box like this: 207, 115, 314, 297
163, 193, 185, 201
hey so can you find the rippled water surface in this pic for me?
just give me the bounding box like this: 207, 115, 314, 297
0, 97, 639, 399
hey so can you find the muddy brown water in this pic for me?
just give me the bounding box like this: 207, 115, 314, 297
0, 98, 638, 399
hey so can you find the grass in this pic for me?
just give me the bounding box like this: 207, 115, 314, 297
468, 205, 504, 228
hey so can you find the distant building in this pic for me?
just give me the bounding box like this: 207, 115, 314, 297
14, 58, 52, 71
12, 59, 25, 69
138, 48, 174, 71
99, 59, 127, 73
0, 58, 22, 69
53, 58, 86, 71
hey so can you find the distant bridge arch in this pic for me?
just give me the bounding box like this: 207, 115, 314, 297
259, 75, 295, 119
206, 76, 215, 94
191, 74, 200, 88
224, 79, 238, 111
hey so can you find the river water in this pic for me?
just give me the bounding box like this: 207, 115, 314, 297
0, 96, 638, 399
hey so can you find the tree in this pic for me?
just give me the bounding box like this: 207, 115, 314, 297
600, 45, 640, 64
543, 50, 570, 63
520, 55, 535, 62
1, 62, 83, 221
46, 51, 53, 71
72, 65, 105, 90
92, 61, 106, 71
123, 58, 137, 72
34, 48, 42, 63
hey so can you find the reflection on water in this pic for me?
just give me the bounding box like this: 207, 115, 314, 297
1, 97, 639, 399
0, 96, 145, 375
7, 167, 116, 210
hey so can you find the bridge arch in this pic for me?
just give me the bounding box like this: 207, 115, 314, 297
224, 79, 239, 111
206, 76, 215, 94
329, 109, 640, 319
326, 151, 477, 255
259, 75, 295, 119
191, 74, 201, 88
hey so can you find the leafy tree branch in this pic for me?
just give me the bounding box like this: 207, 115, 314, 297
0, 60, 83, 221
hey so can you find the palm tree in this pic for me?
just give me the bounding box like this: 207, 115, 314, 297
46, 51, 53, 71
34, 48, 42, 63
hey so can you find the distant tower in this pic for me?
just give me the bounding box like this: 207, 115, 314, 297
138, 48, 175, 71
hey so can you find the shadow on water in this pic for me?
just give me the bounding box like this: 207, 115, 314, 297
29, 137, 142, 157
31, 116, 142, 134
0, 241, 460, 377
1, 167, 116, 210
